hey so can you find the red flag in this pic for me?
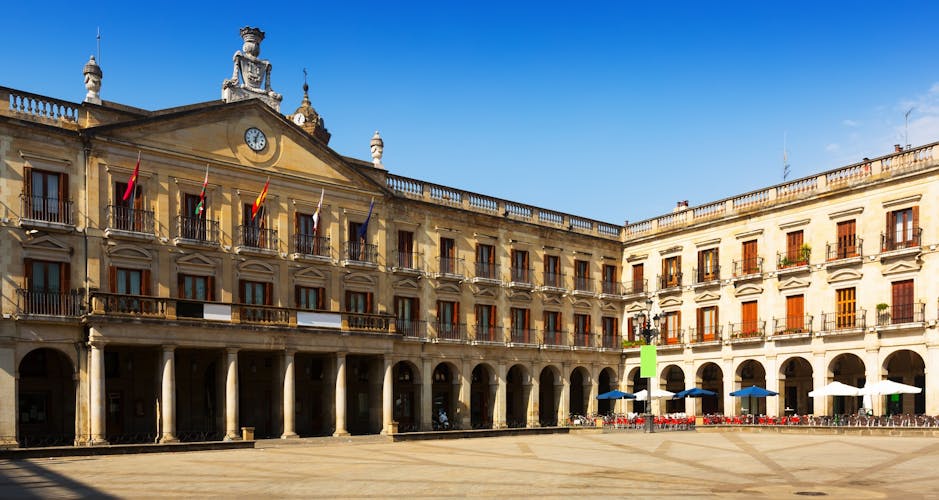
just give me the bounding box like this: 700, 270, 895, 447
252, 177, 270, 220
122, 152, 140, 201
195, 165, 209, 216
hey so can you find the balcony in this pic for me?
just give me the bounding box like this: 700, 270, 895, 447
175, 216, 220, 247
600, 332, 619, 349
19, 194, 73, 229
343, 312, 394, 333
658, 328, 683, 347
819, 310, 867, 336
537, 272, 566, 293
240, 304, 291, 325
509, 327, 536, 345
105, 205, 155, 240
541, 329, 567, 348
881, 229, 922, 255
657, 273, 682, 292
732, 258, 763, 279
90, 292, 167, 318
776, 251, 810, 275
434, 321, 467, 341
472, 262, 501, 284
623, 280, 647, 297
825, 237, 863, 267
342, 241, 379, 267
236, 226, 278, 255
688, 326, 722, 346
728, 321, 766, 343
692, 266, 721, 286
394, 319, 426, 340
875, 303, 926, 328
293, 234, 331, 261
508, 267, 534, 289
572, 331, 595, 349
15, 289, 84, 318
772, 315, 813, 339
572, 277, 595, 297
435, 257, 465, 280
472, 324, 502, 343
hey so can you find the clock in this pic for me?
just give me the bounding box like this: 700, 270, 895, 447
244, 127, 267, 151
293, 113, 306, 126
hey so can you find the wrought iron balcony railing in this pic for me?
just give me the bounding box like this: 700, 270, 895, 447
657, 273, 682, 289
510, 327, 536, 344
343, 241, 378, 263
600, 281, 623, 295
20, 194, 73, 225
659, 328, 683, 345
474, 262, 500, 280
238, 225, 278, 251
875, 303, 925, 326
391, 250, 421, 270
688, 325, 722, 343
473, 324, 502, 342
624, 279, 647, 295
294, 234, 331, 258
826, 237, 862, 261
821, 310, 867, 332
693, 266, 720, 284
573, 277, 594, 293
572, 331, 595, 348
729, 321, 766, 339
777, 251, 809, 270
772, 315, 813, 335
436, 257, 465, 276
343, 312, 393, 332
177, 215, 220, 244
107, 205, 155, 234
540, 271, 566, 289
881, 228, 922, 252
16, 288, 84, 316
435, 321, 467, 341
395, 319, 427, 338
732, 257, 763, 277
509, 267, 533, 284
600, 332, 619, 348
542, 329, 567, 346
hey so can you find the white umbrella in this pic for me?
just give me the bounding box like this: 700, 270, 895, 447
858, 379, 922, 395
634, 388, 676, 401
808, 381, 860, 398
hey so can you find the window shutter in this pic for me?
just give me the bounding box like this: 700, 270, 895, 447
23, 167, 32, 197
207, 275, 215, 302
62, 262, 71, 292
23, 259, 33, 289
141, 269, 151, 295
240, 280, 247, 304
294, 285, 301, 308
264, 282, 273, 306
366, 292, 373, 313
59, 173, 69, 206
178, 273, 185, 298
912, 206, 920, 236
109, 266, 117, 293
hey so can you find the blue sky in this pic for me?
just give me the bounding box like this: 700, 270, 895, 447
7, 1, 939, 223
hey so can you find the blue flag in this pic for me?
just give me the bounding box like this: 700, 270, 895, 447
358, 198, 374, 240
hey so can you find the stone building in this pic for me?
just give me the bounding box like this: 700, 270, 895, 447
0, 27, 935, 448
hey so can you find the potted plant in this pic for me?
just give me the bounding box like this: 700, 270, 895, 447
799, 243, 812, 265
876, 302, 890, 324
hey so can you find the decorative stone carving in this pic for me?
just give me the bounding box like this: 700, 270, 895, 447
370, 131, 384, 169
222, 27, 283, 111
83, 55, 103, 104
290, 70, 331, 144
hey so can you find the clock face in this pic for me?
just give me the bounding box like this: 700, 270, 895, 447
244, 127, 267, 151
293, 113, 306, 126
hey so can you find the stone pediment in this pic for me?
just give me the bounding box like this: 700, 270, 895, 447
433, 282, 462, 296
881, 260, 922, 275
22, 234, 71, 260
237, 260, 275, 281
694, 291, 720, 303
733, 283, 763, 297
176, 252, 218, 275
827, 268, 862, 284
600, 302, 621, 313
570, 298, 592, 309
659, 296, 683, 308
472, 285, 499, 299
392, 277, 421, 290
505, 289, 533, 302
106, 243, 153, 262
542, 295, 564, 306
626, 303, 649, 314
778, 277, 811, 291
343, 272, 377, 287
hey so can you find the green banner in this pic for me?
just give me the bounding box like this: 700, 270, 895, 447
640, 345, 657, 378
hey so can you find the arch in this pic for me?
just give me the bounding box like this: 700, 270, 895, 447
828, 353, 866, 415
393, 360, 421, 432
18, 347, 75, 447
778, 356, 813, 415
695, 362, 723, 414
506, 364, 530, 428
661, 364, 685, 413
735, 359, 767, 415
470, 363, 495, 429
569, 366, 591, 417
597, 367, 616, 414
432, 361, 461, 429
882, 349, 925, 414
538, 365, 561, 426
627, 366, 648, 413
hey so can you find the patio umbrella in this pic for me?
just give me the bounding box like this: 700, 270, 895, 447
596, 390, 636, 415
673, 387, 717, 399
808, 381, 859, 397
858, 379, 922, 395
730, 385, 778, 397
633, 388, 676, 401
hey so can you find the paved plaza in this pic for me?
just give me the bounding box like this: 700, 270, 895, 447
1, 431, 938, 498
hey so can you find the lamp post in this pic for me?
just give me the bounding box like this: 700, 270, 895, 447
634, 298, 660, 433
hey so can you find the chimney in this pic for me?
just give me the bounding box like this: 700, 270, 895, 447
895, 144, 903, 153
673, 200, 689, 213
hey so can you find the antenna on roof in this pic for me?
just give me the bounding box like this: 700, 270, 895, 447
904, 107, 914, 149
96, 27, 101, 63
783, 131, 790, 181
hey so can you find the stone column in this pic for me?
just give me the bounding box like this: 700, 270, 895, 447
927, 345, 939, 415
421, 358, 433, 430
333, 353, 349, 436
160, 346, 178, 443
684, 362, 698, 416
864, 349, 882, 416
458, 360, 472, 429
723, 359, 736, 416
224, 348, 240, 440
812, 354, 828, 416
587, 366, 599, 415
282, 350, 298, 439
89, 340, 108, 445
381, 357, 394, 435
494, 362, 507, 428
558, 365, 570, 425
0, 346, 17, 447
764, 356, 779, 417
527, 364, 539, 427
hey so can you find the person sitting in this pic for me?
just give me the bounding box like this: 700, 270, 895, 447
437, 408, 449, 429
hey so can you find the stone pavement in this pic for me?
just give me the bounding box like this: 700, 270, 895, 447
1, 430, 938, 498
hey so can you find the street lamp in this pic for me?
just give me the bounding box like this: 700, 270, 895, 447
634, 298, 660, 433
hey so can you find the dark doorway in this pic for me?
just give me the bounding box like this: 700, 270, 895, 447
18, 348, 75, 447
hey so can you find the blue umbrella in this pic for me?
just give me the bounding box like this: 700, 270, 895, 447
673, 387, 718, 399
597, 390, 636, 400
730, 385, 778, 397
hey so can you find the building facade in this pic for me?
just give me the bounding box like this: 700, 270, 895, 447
0, 28, 936, 448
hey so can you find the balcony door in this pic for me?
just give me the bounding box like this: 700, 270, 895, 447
836, 220, 856, 258
182, 193, 207, 240
891, 280, 914, 324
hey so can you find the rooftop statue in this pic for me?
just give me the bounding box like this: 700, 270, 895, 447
222, 27, 283, 111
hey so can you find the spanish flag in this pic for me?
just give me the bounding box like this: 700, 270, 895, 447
252, 177, 270, 220
121, 152, 141, 201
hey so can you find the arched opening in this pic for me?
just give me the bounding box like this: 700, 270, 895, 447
295, 353, 331, 436
883, 350, 925, 415
735, 359, 767, 415
239, 351, 278, 439
470, 364, 494, 429
538, 366, 560, 426
104, 346, 159, 443
779, 356, 813, 415
18, 348, 75, 447
175, 349, 222, 442
829, 353, 865, 415
432, 362, 458, 430
662, 365, 685, 413
597, 368, 615, 414
506, 364, 529, 428
696, 362, 723, 414
629, 367, 648, 413
569, 367, 590, 417
393, 361, 420, 432
345, 355, 382, 435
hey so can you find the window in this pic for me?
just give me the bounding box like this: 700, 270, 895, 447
697, 248, 718, 282
397, 231, 414, 268
394, 296, 420, 336
741, 301, 758, 336
296, 286, 325, 310
543, 311, 562, 344
510, 308, 531, 343
295, 212, 321, 255
696, 306, 718, 341
345, 290, 373, 313
25, 169, 69, 223
887, 207, 919, 250
835, 220, 857, 259
891, 280, 914, 324
113, 181, 144, 231
573, 313, 591, 346
476, 243, 496, 279
178, 274, 213, 301
662, 256, 680, 287
661, 311, 681, 344
437, 300, 460, 339
23, 260, 70, 315
835, 288, 856, 329
631, 263, 644, 293
242, 202, 267, 248
601, 317, 618, 347
439, 237, 456, 274
110, 267, 151, 314
602, 264, 618, 294
574, 260, 590, 291
182, 193, 207, 240
544, 255, 561, 287
511, 249, 530, 283
785, 230, 805, 266
741, 240, 758, 274
475, 304, 496, 341
348, 221, 371, 261
626, 317, 636, 342
785, 295, 804, 332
